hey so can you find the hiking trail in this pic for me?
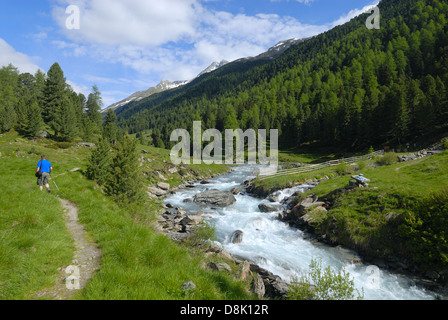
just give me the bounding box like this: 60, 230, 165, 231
35, 198, 101, 300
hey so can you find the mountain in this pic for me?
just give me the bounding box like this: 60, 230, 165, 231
105, 38, 308, 114
103, 60, 229, 113
239, 38, 310, 62
116, 0, 448, 152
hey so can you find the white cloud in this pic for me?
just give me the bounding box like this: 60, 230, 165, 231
0, 38, 42, 74
52, 0, 200, 46
49, 0, 381, 91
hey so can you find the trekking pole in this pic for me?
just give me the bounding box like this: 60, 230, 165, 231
50, 174, 60, 191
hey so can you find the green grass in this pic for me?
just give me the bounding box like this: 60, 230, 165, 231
252, 149, 448, 272
0, 131, 252, 300
0, 151, 74, 299
53, 172, 251, 300
300, 151, 448, 269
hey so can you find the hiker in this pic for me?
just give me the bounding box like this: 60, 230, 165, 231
36, 155, 53, 192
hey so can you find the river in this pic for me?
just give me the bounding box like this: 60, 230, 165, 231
164, 165, 437, 300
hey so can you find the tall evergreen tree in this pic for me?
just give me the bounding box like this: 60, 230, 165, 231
86, 85, 103, 133
44, 62, 66, 125
86, 138, 112, 186
104, 135, 146, 205
103, 109, 119, 145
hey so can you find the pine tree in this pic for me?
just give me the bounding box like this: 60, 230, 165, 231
103, 109, 119, 145
104, 135, 146, 205
86, 138, 112, 186
44, 63, 66, 125
25, 100, 44, 138
86, 85, 103, 133
0, 65, 19, 133
53, 94, 78, 141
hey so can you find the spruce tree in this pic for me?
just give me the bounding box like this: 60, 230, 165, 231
0, 65, 19, 132
86, 138, 112, 186
104, 135, 145, 205
86, 85, 103, 133
44, 63, 66, 125
25, 100, 43, 138
103, 109, 119, 145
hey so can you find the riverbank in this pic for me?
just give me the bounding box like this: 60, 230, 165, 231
162, 164, 443, 300
247, 150, 448, 297
0, 131, 254, 300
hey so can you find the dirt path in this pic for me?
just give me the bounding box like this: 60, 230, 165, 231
35, 198, 101, 300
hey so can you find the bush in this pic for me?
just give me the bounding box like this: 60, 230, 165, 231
184, 220, 217, 251
376, 152, 398, 166
288, 259, 364, 300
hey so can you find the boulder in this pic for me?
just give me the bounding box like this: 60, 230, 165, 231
193, 189, 237, 207
230, 230, 244, 244
268, 191, 281, 203
263, 276, 290, 300
252, 274, 266, 299
258, 203, 283, 213
157, 182, 170, 191
148, 186, 168, 197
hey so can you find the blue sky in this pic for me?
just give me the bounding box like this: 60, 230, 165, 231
0, 0, 379, 107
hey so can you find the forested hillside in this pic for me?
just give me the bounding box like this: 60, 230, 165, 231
117, 0, 448, 151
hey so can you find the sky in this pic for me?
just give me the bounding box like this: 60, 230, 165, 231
0, 0, 379, 108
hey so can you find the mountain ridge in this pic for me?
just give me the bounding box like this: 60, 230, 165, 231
104, 38, 308, 113
102, 60, 229, 113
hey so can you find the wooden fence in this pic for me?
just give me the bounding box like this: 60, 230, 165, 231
257, 150, 384, 181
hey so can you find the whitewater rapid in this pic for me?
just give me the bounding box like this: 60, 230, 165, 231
164, 165, 437, 300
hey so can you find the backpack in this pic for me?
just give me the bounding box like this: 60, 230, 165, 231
35, 160, 43, 178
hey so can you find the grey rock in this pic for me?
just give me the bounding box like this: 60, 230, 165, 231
252, 274, 266, 299
193, 189, 237, 207
182, 281, 196, 291
258, 203, 283, 212
157, 182, 170, 191
230, 230, 244, 244
148, 187, 168, 197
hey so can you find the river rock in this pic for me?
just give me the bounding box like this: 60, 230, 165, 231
148, 186, 168, 197
193, 189, 237, 207
263, 275, 290, 300
268, 191, 281, 203
258, 203, 283, 212
230, 230, 244, 244
157, 182, 170, 191
252, 274, 266, 299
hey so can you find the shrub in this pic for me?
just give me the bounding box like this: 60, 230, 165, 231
376, 152, 398, 166
288, 259, 364, 300
183, 220, 217, 251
